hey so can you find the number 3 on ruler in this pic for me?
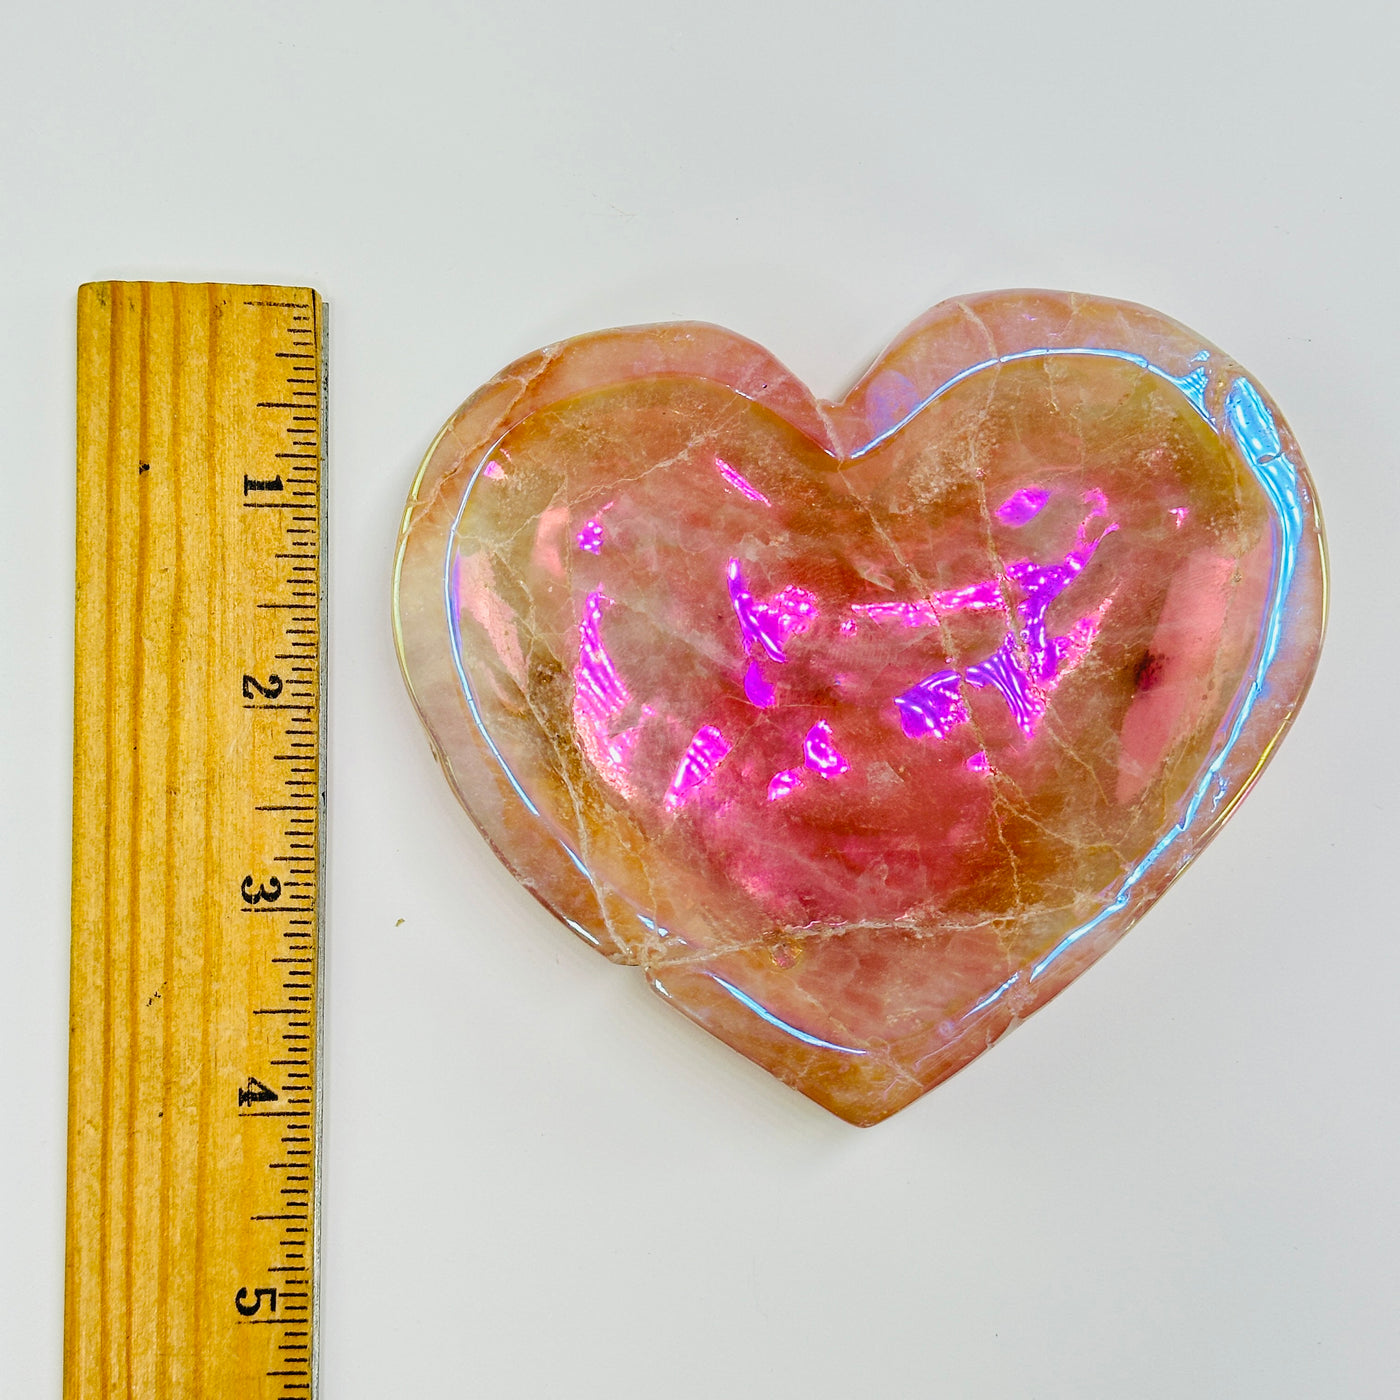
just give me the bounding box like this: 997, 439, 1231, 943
241, 875, 281, 904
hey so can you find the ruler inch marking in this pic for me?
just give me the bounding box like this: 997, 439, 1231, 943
67, 283, 325, 1400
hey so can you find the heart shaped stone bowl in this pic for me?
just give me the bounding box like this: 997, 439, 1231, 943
393, 290, 1326, 1126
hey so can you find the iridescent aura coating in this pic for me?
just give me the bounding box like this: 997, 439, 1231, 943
393, 291, 1326, 1125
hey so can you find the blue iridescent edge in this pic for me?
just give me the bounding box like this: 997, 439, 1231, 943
441, 347, 1303, 1052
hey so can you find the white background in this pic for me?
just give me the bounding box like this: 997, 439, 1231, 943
3, 2, 1398, 1395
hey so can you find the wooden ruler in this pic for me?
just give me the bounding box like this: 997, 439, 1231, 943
67, 283, 326, 1398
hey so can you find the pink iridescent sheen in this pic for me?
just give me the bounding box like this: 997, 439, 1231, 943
802, 720, 849, 777
571, 589, 639, 792
853, 577, 1004, 626
743, 659, 776, 708
996, 486, 1050, 526
665, 724, 732, 809
574, 590, 629, 724
766, 768, 803, 802
895, 669, 968, 739
575, 517, 605, 554
726, 559, 817, 663
715, 456, 772, 506
884, 494, 1116, 740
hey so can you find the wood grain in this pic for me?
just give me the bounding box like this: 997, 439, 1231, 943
68, 283, 324, 1398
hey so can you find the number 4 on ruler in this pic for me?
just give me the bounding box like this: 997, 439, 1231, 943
238, 1077, 279, 1107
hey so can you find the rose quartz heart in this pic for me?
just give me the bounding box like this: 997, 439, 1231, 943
394, 290, 1325, 1125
